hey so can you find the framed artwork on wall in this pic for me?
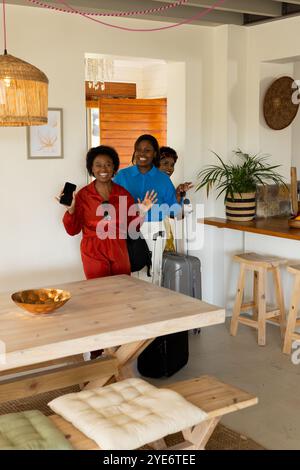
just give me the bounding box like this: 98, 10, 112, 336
27, 108, 63, 159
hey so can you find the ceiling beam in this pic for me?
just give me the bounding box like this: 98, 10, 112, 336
7, 0, 243, 25
273, 0, 300, 4
130, 8, 243, 26
152, 0, 282, 17
274, 1, 300, 17
131, 4, 243, 25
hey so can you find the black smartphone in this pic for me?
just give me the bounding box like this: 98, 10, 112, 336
60, 182, 77, 206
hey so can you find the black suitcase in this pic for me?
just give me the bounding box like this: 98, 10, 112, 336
137, 331, 189, 378
137, 204, 202, 378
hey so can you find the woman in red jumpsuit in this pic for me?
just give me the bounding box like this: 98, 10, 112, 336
62, 146, 156, 279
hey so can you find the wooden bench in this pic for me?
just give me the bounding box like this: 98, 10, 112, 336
0, 354, 257, 451
0, 354, 118, 403
49, 375, 258, 451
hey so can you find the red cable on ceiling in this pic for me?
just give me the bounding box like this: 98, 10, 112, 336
25, 0, 189, 17
23, 0, 227, 32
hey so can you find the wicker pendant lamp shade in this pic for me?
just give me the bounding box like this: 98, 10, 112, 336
0, 52, 49, 126
0, 0, 49, 126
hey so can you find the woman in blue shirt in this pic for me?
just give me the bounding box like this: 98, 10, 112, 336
114, 134, 181, 284
114, 135, 181, 221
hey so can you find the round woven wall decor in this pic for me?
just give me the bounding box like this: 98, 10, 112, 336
263, 76, 299, 130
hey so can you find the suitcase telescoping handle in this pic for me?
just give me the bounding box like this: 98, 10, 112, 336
153, 230, 165, 241
152, 230, 165, 286
173, 196, 192, 256
183, 197, 192, 256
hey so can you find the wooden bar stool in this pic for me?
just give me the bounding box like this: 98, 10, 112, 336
230, 253, 286, 346
283, 265, 300, 354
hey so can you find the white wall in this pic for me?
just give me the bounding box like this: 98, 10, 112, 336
203, 25, 249, 307
246, 16, 300, 157
209, 16, 300, 312
259, 62, 294, 179
166, 62, 185, 188
4, 5, 300, 309
0, 5, 214, 295
292, 61, 300, 175
140, 63, 167, 98
109, 63, 144, 96
240, 17, 300, 306
87, 59, 168, 99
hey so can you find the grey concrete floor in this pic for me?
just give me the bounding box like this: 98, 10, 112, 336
146, 319, 300, 450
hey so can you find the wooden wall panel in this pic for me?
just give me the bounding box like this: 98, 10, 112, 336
100, 98, 165, 106
86, 82, 136, 100
86, 100, 99, 109
101, 121, 167, 131
102, 113, 167, 124
101, 130, 167, 140
100, 104, 165, 114
99, 98, 167, 168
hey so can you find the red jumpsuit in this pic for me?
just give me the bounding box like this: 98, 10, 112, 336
63, 181, 140, 279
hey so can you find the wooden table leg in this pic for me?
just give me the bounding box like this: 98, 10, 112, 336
84, 338, 154, 389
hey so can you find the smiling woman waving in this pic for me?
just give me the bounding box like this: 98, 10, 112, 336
59, 145, 156, 280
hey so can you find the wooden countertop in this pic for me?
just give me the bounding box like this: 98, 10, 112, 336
200, 217, 300, 241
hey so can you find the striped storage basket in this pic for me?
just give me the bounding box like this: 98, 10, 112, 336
225, 192, 256, 222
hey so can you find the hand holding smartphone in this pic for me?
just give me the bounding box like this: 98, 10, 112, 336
60, 182, 77, 207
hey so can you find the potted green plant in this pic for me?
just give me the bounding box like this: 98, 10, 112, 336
196, 150, 286, 221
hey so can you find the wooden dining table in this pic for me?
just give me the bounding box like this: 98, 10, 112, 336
0, 275, 225, 400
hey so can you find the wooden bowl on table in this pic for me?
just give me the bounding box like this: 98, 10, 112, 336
11, 288, 71, 315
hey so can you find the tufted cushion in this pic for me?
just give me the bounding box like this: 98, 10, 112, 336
0, 410, 73, 450
48, 378, 208, 450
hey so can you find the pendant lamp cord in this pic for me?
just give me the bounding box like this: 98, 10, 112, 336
2, 0, 7, 54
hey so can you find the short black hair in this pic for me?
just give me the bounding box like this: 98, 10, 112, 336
160, 146, 178, 163
132, 134, 161, 167
86, 145, 120, 176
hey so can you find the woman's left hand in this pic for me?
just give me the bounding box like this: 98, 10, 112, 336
138, 190, 158, 215
176, 182, 194, 196
176, 182, 193, 203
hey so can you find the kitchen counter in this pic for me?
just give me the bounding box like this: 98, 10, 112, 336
200, 217, 300, 241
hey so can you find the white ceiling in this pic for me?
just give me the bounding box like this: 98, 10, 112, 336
6, 1, 300, 27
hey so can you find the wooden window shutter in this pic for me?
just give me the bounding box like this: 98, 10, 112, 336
99, 97, 167, 168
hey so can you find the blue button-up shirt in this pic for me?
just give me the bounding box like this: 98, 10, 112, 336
114, 165, 181, 221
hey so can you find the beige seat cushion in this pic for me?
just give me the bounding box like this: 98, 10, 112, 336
48, 378, 207, 450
